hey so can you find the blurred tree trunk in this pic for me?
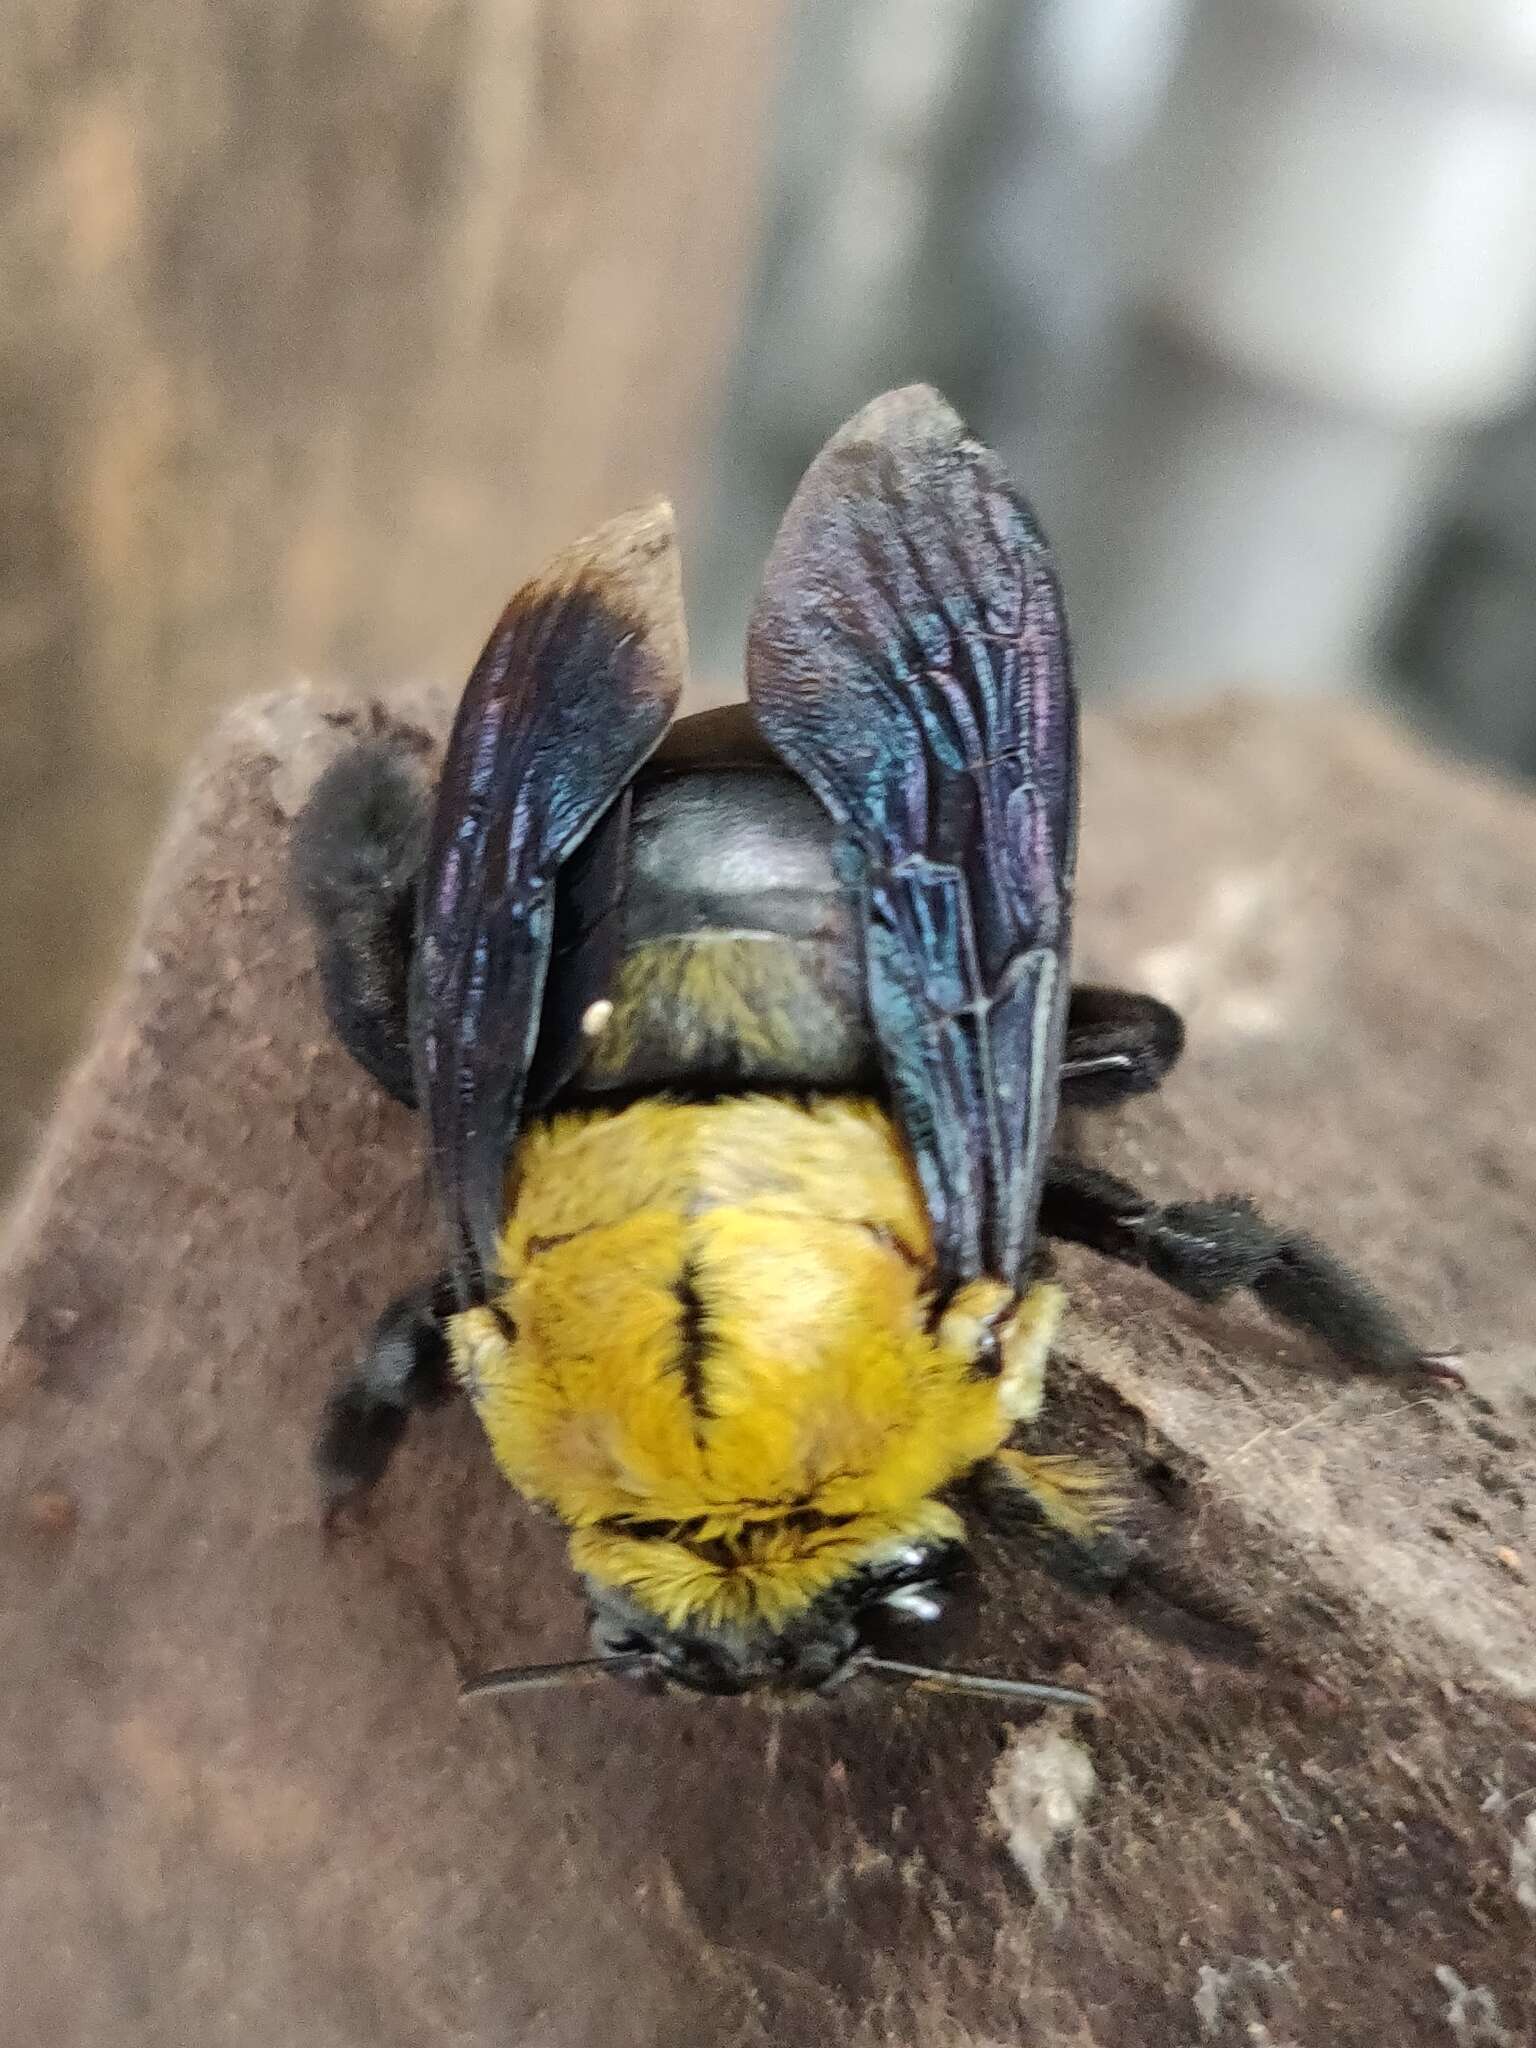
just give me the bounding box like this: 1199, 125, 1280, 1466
1, 0, 784, 1180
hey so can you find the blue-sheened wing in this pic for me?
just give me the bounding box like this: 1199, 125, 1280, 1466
411, 505, 686, 1299
746, 387, 1077, 1292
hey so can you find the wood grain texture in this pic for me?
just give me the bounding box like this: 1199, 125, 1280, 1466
2, 689, 1533, 2046
0, 0, 784, 1176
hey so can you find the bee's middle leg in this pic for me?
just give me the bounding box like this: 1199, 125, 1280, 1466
1060, 985, 1186, 1108
314, 1276, 458, 1525
1039, 1158, 1460, 1383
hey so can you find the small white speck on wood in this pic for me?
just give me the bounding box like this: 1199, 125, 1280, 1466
1512, 1813, 1536, 1918
1435, 1965, 1517, 2048
987, 1722, 1096, 1915
1192, 1958, 1297, 2041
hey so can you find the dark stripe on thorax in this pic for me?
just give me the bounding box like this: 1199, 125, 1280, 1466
673, 1258, 711, 1418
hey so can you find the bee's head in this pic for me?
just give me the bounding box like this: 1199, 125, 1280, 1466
460, 1537, 1093, 1709
580, 1535, 972, 1697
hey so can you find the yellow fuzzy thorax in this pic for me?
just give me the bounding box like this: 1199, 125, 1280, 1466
448, 1095, 1064, 1630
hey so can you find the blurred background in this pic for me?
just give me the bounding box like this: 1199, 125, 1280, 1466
5, 0, 1536, 1187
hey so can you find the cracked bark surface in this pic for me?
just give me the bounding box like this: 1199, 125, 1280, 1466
3, 688, 1533, 2047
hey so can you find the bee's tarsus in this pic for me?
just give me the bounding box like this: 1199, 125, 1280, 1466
1038, 1161, 1452, 1384
1417, 1350, 1466, 1389
313, 1277, 456, 1516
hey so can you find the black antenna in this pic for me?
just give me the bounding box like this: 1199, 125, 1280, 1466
458, 1650, 1097, 1709
459, 1651, 658, 1700
856, 1655, 1098, 1709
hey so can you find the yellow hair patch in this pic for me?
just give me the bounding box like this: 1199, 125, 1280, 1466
570, 1501, 964, 1631
582, 936, 842, 1082
988, 1449, 1126, 1542
447, 1096, 1070, 1630
936, 1278, 1065, 1424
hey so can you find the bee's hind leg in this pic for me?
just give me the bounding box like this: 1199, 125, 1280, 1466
1059, 985, 1186, 1108
1039, 1158, 1461, 1385
988, 1449, 1127, 1546
291, 741, 429, 1107
973, 1452, 1134, 1599
315, 1276, 458, 1528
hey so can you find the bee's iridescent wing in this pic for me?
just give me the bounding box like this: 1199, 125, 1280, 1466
746, 388, 1077, 1292
411, 505, 685, 1299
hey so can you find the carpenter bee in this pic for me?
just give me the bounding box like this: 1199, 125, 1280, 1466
294, 386, 1458, 1707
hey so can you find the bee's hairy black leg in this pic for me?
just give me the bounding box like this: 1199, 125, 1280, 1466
1059, 985, 1186, 1108
315, 1276, 459, 1528
1040, 1158, 1459, 1383
292, 741, 429, 1108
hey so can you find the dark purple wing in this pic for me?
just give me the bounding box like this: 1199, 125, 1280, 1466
411, 504, 686, 1298
746, 387, 1077, 1292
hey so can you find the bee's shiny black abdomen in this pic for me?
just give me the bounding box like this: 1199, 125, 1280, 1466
555, 705, 877, 1101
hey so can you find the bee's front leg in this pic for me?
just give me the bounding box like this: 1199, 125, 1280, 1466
314, 1275, 458, 1529
1039, 1158, 1462, 1385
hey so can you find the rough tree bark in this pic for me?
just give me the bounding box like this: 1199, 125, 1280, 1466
1, 0, 784, 1172
2, 690, 1533, 2047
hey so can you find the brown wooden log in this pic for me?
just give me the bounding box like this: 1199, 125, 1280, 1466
0, 1, 785, 1173
2, 691, 1533, 2046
